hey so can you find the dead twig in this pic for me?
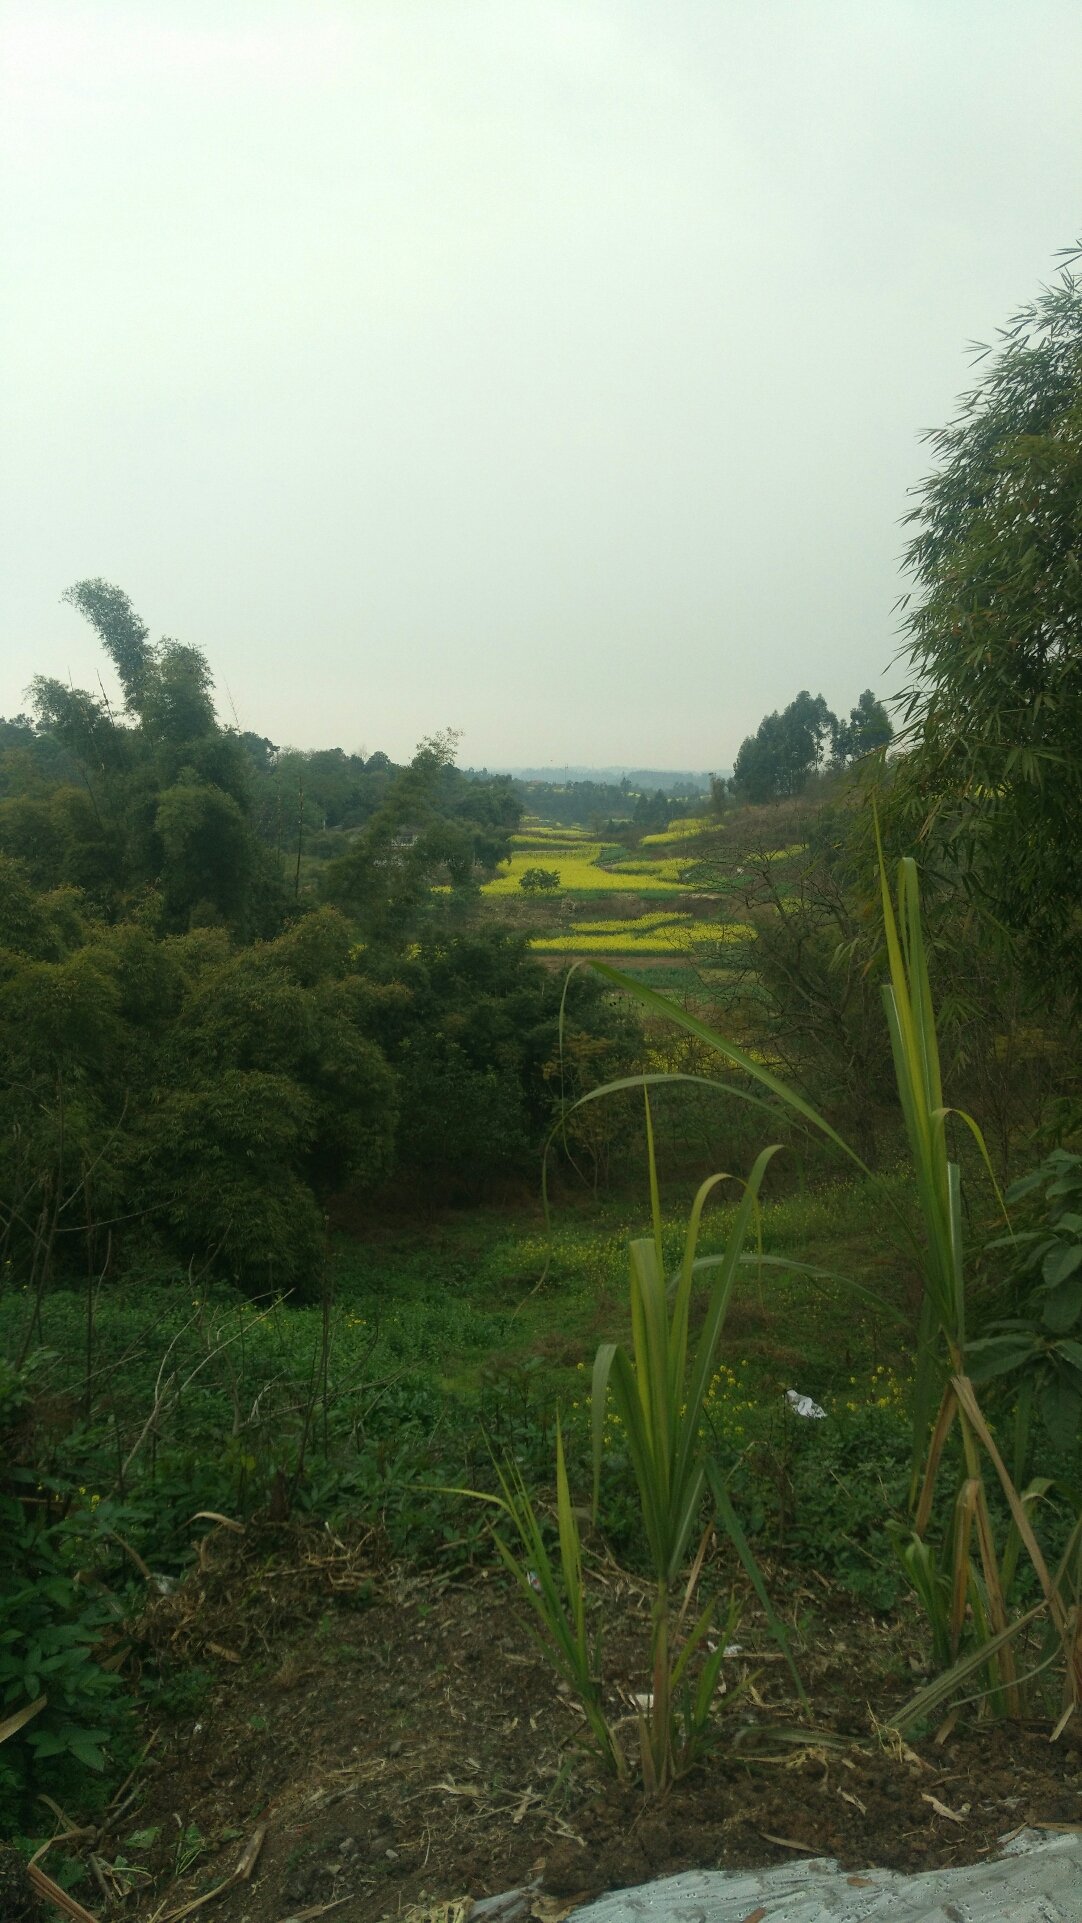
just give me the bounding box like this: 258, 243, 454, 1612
157, 1822, 267, 1921
0, 1695, 46, 1744
26, 1862, 101, 1922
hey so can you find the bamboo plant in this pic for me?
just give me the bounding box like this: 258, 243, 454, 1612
579, 849, 1082, 1726
457, 1106, 801, 1791
591, 1109, 801, 1788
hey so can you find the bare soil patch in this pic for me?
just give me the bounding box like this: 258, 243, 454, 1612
111, 1523, 1082, 1923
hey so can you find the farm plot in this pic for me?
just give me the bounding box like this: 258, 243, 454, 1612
531, 915, 752, 956
482, 826, 753, 976
483, 838, 689, 896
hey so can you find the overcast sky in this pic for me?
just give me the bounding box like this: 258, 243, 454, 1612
2, 2, 1081, 770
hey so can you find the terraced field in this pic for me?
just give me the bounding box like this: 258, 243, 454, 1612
530, 914, 751, 955
482, 819, 751, 981
483, 838, 687, 896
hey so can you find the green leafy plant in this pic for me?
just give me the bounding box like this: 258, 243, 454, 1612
457, 1107, 801, 1793
871, 850, 1081, 1719
590, 1108, 799, 1789
0, 1485, 135, 1834
483, 1419, 628, 1779
518, 867, 561, 895
972, 1150, 1082, 1456
762, 1396, 911, 1610
576, 847, 1082, 1726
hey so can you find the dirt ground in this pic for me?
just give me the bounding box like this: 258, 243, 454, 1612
62, 1521, 1082, 1923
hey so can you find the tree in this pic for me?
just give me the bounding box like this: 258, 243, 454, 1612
732, 691, 836, 802
359, 927, 642, 1194
155, 777, 252, 925
708, 772, 731, 815
830, 689, 893, 768
24, 581, 283, 933
891, 244, 1082, 993
519, 867, 561, 895
322, 739, 519, 943
0, 874, 397, 1294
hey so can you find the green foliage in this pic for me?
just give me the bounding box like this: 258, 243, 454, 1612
1, 579, 646, 1277
461, 1118, 798, 1795
60, 579, 154, 714
709, 822, 898, 1153
0, 675, 638, 1284
732, 690, 835, 803
321, 737, 520, 943
136, 1069, 324, 1285
363, 927, 641, 1190
392, 1032, 533, 1185
768, 1399, 911, 1610
972, 1149, 1082, 1455
892, 245, 1082, 998
830, 689, 893, 768
510, 777, 704, 832
518, 866, 561, 895
467, 1424, 630, 1780
729, 690, 892, 805
588, 1119, 800, 1787
155, 778, 252, 926
0, 1482, 135, 1835
123, 917, 397, 1288
582, 852, 1082, 1721
18, 581, 280, 934
0, 889, 397, 1292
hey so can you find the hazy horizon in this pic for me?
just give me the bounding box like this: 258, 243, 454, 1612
4, 2, 1081, 766
480, 764, 716, 786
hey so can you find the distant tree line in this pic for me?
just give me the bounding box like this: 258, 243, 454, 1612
508, 776, 702, 832
243, 737, 521, 879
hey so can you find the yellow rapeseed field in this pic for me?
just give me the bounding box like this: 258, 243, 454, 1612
568, 914, 684, 934
478, 826, 754, 963
511, 830, 598, 847
483, 846, 688, 894
530, 922, 752, 954
639, 815, 713, 845
607, 856, 693, 882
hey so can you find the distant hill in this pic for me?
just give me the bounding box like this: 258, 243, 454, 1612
484, 766, 719, 791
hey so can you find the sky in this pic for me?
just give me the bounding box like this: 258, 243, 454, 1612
2, 2, 1081, 771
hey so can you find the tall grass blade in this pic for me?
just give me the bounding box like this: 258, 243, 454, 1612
442, 1464, 626, 1779
892, 1606, 1044, 1734
555, 1416, 585, 1654
643, 1089, 664, 1275
707, 1462, 808, 1712
585, 968, 868, 1174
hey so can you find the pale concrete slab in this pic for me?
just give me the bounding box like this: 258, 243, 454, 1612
572, 1830, 1082, 1923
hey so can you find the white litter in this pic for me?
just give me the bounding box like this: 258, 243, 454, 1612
785, 1389, 827, 1419
573, 1830, 1082, 1923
